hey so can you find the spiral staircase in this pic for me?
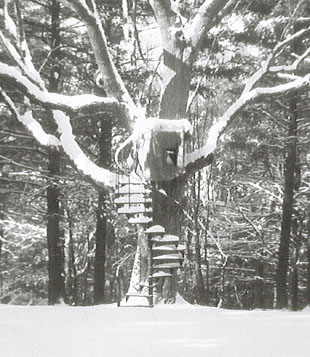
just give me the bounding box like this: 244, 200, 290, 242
115, 175, 184, 307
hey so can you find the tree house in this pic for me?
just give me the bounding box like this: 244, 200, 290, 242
118, 118, 192, 182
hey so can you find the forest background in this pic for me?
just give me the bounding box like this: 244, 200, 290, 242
0, 0, 310, 311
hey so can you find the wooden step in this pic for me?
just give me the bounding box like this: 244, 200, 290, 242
115, 195, 152, 205
152, 245, 178, 252
151, 234, 179, 243
145, 225, 165, 234
177, 244, 185, 251
117, 206, 153, 214
125, 293, 153, 303
117, 175, 143, 185
153, 254, 181, 260
128, 216, 153, 224
153, 262, 181, 269
150, 271, 172, 278
118, 185, 151, 194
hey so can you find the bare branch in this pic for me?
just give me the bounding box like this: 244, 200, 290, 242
148, 0, 177, 29
185, 0, 232, 58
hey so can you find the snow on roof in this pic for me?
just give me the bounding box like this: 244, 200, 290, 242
132, 117, 193, 142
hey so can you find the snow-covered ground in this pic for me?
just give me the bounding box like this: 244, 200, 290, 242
1, 301, 310, 357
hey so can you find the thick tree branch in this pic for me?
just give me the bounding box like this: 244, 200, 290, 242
185, 74, 310, 172
60, 0, 142, 128
148, 0, 177, 29
52, 110, 115, 187
185, 0, 232, 59
0, 63, 122, 115
0, 88, 60, 147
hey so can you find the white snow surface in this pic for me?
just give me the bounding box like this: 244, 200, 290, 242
1, 302, 310, 357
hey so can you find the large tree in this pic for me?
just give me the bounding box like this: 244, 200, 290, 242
1, 0, 310, 304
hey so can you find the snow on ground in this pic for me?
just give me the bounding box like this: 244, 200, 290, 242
1, 301, 310, 357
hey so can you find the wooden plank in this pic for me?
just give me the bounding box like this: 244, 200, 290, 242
150, 271, 172, 278
153, 254, 181, 260
118, 184, 151, 194
128, 216, 152, 224
151, 235, 179, 243
117, 175, 143, 185
153, 262, 181, 269
115, 195, 152, 204
145, 225, 165, 234
152, 245, 178, 252
117, 206, 153, 214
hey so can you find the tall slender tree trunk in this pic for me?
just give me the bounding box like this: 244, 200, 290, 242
307, 205, 310, 306
93, 117, 112, 304
253, 260, 264, 309
0, 191, 4, 296
276, 96, 298, 309
46, 0, 65, 305
193, 172, 206, 304
47, 150, 65, 304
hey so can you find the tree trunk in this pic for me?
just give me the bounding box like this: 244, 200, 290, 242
93, 190, 107, 304
46, 0, 65, 305
276, 97, 298, 309
307, 205, 310, 306
253, 260, 264, 309
193, 172, 206, 304
47, 149, 65, 304
67, 208, 78, 305
93, 117, 112, 304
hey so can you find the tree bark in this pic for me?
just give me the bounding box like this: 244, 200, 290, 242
253, 260, 264, 309
46, 0, 65, 305
47, 149, 65, 304
276, 96, 298, 309
307, 205, 310, 306
93, 117, 112, 304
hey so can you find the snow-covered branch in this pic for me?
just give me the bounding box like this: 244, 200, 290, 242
185, 74, 310, 171
1, 87, 116, 187
270, 47, 310, 74
0, 88, 60, 147
0, 63, 122, 114
242, 26, 310, 95
52, 110, 115, 187
60, 0, 142, 127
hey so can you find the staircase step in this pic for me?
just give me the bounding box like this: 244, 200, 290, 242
145, 225, 165, 234
118, 175, 143, 185
117, 206, 153, 214
128, 216, 153, 224
118, 184, 151, 194
151, 234, 179, 243
125, 293, 153, 303
115, 195, 152, 204
150, 271, 172, 278
152, 245, 178, 252
153, 262, 181, 269
177, 244, 185, 251
153, 254, 181, 260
